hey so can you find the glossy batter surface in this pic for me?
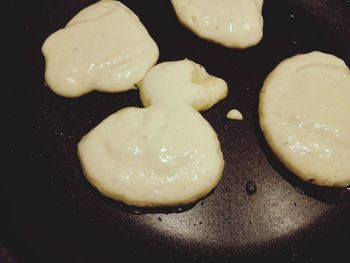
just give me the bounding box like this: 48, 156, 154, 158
42, 0, 159, 97
78, 60, 228, 206
171, 0, 264, 48
259, 52, 350, 186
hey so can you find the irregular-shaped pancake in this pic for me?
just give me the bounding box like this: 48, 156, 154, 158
171, 0, 264, 48
259, 52, 350, 187
78, 60, 228, 207
42, 0, 159, 97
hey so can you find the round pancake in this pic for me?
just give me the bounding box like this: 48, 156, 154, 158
259, 51, 350, 187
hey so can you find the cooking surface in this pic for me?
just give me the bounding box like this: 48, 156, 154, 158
4, 0, 350, 262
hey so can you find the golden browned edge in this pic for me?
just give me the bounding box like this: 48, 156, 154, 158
258, 54, 347, 187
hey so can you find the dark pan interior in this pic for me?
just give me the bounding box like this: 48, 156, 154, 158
4, 0, 350, 262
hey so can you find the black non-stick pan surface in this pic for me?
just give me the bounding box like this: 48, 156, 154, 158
3, 0, 350, 262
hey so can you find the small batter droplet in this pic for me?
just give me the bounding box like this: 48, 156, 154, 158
246, 180, 257, 195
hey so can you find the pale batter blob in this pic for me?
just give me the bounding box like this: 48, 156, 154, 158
42, 0, 159, 97
171, 0, 264, 48
78, 59, 228, 207
259, 51, 350, 187
226, 109, 243, 120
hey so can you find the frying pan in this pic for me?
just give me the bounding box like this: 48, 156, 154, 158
3, 0, 350, 262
